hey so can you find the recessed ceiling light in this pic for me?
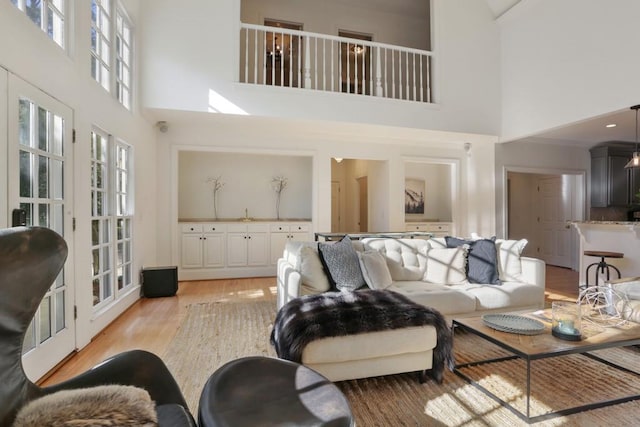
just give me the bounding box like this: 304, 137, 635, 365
606, 123, 617, 128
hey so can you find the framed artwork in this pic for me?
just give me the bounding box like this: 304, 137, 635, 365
405, 178, 425, 214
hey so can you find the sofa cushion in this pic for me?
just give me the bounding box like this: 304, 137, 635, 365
299, 245, 331, 295
362, 238, 428, 281
495, 239, 528, 281
318, 236, 366, 291
389, 282, 476, 315
446, 236, 500, 285
302, 325, 437, 364
357, 250, 393, 290
423, 246, 468, 285
451, 281, 544, 311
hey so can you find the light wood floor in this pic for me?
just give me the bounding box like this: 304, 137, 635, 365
41, 266, 578, 386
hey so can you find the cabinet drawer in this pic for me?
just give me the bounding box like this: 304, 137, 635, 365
427, 224, 450, 233
181, 224, 203, 233
270, 224, 290, 232
227, 223, 247, 233
290, 224, 310, 232
248, 223, 269, 233
405, 224, 428, 231
203, 224, 226, 233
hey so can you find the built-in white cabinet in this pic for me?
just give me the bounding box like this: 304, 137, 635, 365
180, 223, 226, 268
269, 223, 311, 265
179, 221, 311, 279
405, 222, 453, 237
226, 223, 269, 267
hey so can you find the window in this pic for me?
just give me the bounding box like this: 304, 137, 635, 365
91, 0, 133, 109
91, 0, 111, 91
12, 0, 66, 48
91, 128, 133, 308
115, 10, 132, 109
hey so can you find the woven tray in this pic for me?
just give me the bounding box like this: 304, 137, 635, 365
481, 314, 545, 335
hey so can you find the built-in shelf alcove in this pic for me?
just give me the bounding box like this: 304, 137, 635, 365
178, 151, 313, 221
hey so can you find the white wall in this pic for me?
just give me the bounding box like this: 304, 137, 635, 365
499, 0, 640, 141
178, 151, 312, 220
241, 0, 430, 49
139, 0, 501, 136
0, 1, 157, 348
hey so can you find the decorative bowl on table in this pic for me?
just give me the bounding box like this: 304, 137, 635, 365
481, 314, 545, 335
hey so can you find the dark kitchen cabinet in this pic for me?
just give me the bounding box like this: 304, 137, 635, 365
590, 143, 639, 207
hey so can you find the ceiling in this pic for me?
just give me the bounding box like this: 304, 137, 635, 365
510, 108, 639, 149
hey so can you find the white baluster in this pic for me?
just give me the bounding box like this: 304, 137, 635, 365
304, 36, 311, 88
375, 46, 383, 97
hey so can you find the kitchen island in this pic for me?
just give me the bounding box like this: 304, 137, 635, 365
571, 221, 640, 289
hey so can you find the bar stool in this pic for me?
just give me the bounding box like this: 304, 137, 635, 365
584, 250, 623, 290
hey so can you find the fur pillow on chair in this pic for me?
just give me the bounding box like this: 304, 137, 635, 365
13, 385, 158, 427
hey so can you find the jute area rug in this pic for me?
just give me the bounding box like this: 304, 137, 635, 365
163, 300, 640, 426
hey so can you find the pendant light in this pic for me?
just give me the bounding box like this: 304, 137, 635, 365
624, 104, 640, 168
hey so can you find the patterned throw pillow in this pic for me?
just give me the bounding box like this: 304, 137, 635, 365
446, 236, 501, 285
318, 236, 366, 291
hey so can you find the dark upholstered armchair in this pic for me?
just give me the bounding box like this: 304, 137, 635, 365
0, 227, 196, 426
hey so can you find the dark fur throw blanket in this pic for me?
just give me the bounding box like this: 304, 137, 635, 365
270, 289, 455, 383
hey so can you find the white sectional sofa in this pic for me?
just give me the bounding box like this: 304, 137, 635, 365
277, 237, 546, 319
274, 236, 546, 382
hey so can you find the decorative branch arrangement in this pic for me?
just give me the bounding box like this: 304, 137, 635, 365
206, 176, 225, 219
271, 176, 288, 220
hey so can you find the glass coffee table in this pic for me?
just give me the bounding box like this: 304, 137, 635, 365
452, 313, 640, 423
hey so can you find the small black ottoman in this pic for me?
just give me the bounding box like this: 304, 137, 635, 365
198, 356, 354, 427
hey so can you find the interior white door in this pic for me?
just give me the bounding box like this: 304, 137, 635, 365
7, 74, 76, 381
331, 181, 341, 231
537, 176, 572, 268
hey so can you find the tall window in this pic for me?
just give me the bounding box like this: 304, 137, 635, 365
115, 10, 132, 109
91, 0, 133, 109
91, 129, 133, 308
90, 0, 111, 91
11, 0, 66, 48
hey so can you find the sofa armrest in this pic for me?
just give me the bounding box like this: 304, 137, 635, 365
277, 258, 302, 310
520, 257, 546, 288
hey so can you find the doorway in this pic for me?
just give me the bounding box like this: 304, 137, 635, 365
507, 171, 583, 269
357, 176, 368, 232
265, 19, 303, 88
339, 30, 372, 95
6, 72, 76, 380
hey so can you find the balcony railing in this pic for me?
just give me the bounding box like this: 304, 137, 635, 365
240, 23, 433, 103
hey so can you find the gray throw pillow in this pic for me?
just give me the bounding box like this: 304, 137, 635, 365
446, 236, 501, 285
318, 236, 366, 291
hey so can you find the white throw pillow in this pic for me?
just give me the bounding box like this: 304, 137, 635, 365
423, 246, 468, 285
357, 250, 393, 289
299, 245, 331, 294
495, 238, 528, 282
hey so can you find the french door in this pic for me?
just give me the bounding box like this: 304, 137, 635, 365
7, 73, 76, 380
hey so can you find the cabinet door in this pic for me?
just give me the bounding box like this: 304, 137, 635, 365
247, 232, 268, 266
631, 168, 640, 204
227, 233, 248, 266
609, 156, 631, 206
203, 233, 225, 268
590, 156, 607, 207
270, 232, 289, 265
181, 234, 203, 268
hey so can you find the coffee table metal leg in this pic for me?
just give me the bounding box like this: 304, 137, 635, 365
526, 359, 531, 419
